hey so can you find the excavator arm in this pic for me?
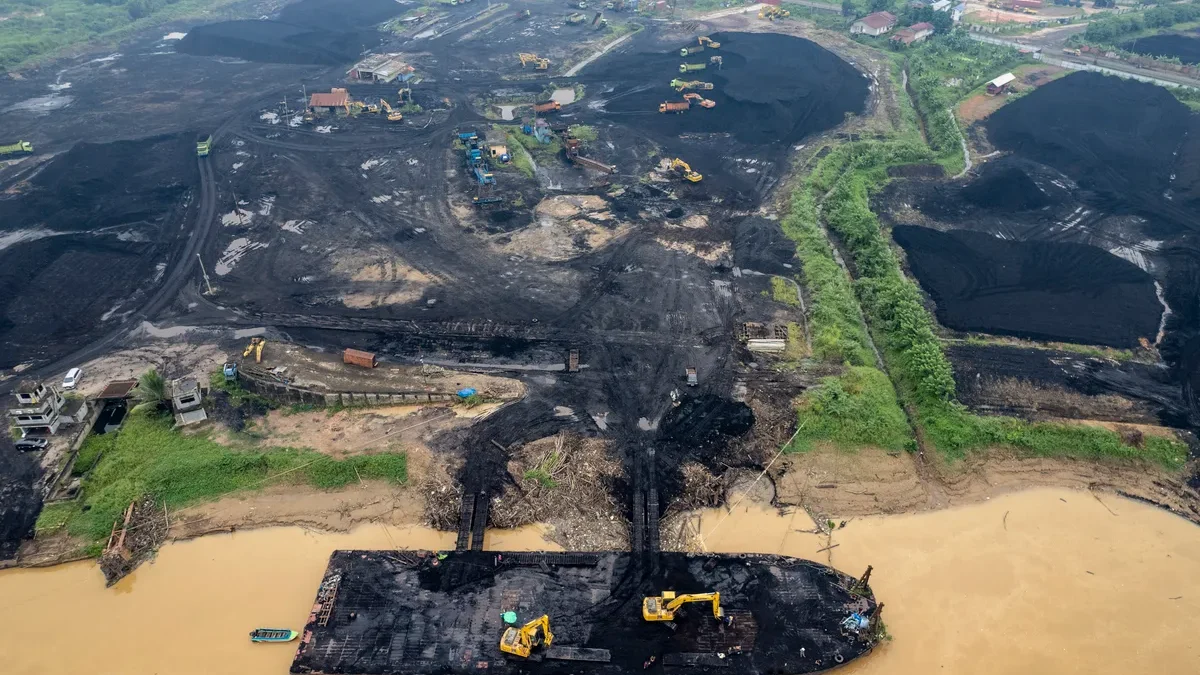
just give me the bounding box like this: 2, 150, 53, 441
643, 591, 723, 621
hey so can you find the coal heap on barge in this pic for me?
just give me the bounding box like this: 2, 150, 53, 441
291, 550, 881, 674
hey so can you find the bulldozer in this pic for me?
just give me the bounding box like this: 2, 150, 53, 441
758, 5, 790, 20
243, 337, 266, 363
669, 158, 702, 183
643, 591, 723, 622
518, 52, 550, 70
683, 92, 715, 109
499, 615, 553, 658
380, 99, 403, 122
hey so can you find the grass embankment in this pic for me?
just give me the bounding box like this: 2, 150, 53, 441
35, 408, 408, 553
795, 139, 1188, 467
0, 0, 242, 71
901, 33, 1029, 173
1081, 2, 1200, 48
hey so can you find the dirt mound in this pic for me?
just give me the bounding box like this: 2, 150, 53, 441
985, 72, 1192, 228
893, 225, 1161, 347
594, 32, 868, 146
1121, 34, 1200, 65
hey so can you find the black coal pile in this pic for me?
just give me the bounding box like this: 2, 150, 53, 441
893, 225, 1161, 348
594, 32, 868, 146
959, 163, 1054, 212
732, 216, 801, 275
177, 0, 401, 65
985, 72, 1193, 228
0, 135, 196, 369
1121, 34, 1200, 65
0, 443, 41, 560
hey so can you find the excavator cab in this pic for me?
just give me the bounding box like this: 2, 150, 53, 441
643, 591, 724, 622
499, 614, 554, 658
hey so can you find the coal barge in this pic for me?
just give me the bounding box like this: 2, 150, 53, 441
291, 550, 882, 674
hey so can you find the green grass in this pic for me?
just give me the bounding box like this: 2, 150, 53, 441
523, 468, 557, 488
0, 0, 244, 71
790, 366, 913, 453
208, 371, 273, 408
47, 408, 408, 550
71, 432, 114, 477
568, 124, 598, 142
510, 128, 562, 159
506, 133, 536, 178
770, 276, 801, 307
35, 502, 79, 535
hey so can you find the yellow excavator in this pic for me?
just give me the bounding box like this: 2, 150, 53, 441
758, 5, 790, 20
670, 158, 703, 183
698, 35, 721, 49
499, 615, 553, 658
518, 52, 550, 70
380, 99, 403, 122
243, 337, 266, 363
643, 591, 723, 622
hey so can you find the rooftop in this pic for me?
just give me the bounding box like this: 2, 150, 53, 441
96, 379, 138, 400
309, 89, 349, 108
858, 11, 897, 28
15, 380, 44, 394
989, 72, 1017, 87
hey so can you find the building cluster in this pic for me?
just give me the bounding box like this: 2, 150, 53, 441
850, 0, 964, 44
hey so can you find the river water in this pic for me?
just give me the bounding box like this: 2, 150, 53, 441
1, 488, 1197, 674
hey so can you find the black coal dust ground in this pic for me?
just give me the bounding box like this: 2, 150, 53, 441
0, 3, 868, 556
1120, 33, 1200, 65
883, 71, 1200, 426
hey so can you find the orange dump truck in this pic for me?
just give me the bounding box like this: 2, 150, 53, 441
343, 348, 378, 368
659, 101, 690, 113
533, 101, 561, 113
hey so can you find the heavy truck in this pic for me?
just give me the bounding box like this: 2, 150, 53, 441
533, 101, 561, 114
0, 140, 33, 156
196, 134, 212, 157
659, 100, 690, 113
679, 62, 706, 73
680, 44, 705, 56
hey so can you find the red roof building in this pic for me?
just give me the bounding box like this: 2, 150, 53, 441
890, 22, 935, 45
308, 88, 350, 112
850, 11, 898, 36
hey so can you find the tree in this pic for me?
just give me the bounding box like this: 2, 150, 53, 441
929, 9, 953, 33
843, 0, 856, 17
870, 0, 892, 13
135, 368, 167, 405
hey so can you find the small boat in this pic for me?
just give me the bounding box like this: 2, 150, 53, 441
249, 628, 299, 643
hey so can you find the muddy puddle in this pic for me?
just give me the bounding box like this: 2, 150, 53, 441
2, 488, 1197, 674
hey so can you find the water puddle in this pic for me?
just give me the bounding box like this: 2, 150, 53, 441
550, 88, 575, 105
0, 489, 1196, 674
497, 104, 516, 120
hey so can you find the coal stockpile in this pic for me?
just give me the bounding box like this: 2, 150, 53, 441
291, 550, 880, 675
985, 72, 1193, 227
595, 32, 868, 146
959, 163, 1056, 213
893, 226, 1161, 348
0, 135, 196, 368
176, 20, 367, 65
177, 0, 401, 64
0, 445, 40, 560
1121, 34, 1200, 65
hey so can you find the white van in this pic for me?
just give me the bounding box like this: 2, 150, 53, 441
62, 367, 83, 390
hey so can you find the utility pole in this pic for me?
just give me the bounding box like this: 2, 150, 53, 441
197, 254, 214, 295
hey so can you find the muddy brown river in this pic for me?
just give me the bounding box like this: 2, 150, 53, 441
1, 488, 1197, 674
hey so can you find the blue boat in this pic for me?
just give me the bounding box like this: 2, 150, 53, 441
250, 628, 299, 643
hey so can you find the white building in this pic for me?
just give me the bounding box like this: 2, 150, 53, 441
850, 11, 898, 37
9, 381, 86, 437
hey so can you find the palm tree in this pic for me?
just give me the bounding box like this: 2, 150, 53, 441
135, 368, 167, 405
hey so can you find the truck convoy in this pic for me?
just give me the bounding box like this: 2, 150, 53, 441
0, 140, 33, 156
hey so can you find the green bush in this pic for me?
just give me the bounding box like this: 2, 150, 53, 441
54, 409, 407, 547
790, 366, 912, 452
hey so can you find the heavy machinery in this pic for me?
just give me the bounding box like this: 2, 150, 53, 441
643, 591, 723, 622
710, 55, 723, 68
196, 134, 212, 157
680, 44, 705, 56
0, 140, 34, 156
566, 12, 588, 24
519, 52, 550, 70
565, 138, 617, 174
698, 35, 720, 49
243, 337, 266, 363
659, 100, 690, 113
533, 100, 562, 114
458, 131, 480, 142
683, 93, 715, 108
499, 615, 553, 658
222, 362, 239, 382
380, 99, 403, 122
758, 5, 790, 20
670, 158, 702, 182
605, 0, 625, 9
670, 79, 713, 91
679, 62, 706, 73
516, 8, 532, 19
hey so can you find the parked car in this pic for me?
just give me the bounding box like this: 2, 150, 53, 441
62, 367, 83, 390
14, 438, 49, 452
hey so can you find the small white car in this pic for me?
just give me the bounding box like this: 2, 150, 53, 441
62, 367, 83, 390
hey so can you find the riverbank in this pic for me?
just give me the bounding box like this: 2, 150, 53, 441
0, 487, 1196, 675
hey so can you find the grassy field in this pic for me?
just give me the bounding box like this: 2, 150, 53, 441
0, 0, 242, 71
35, 408, 408, 552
